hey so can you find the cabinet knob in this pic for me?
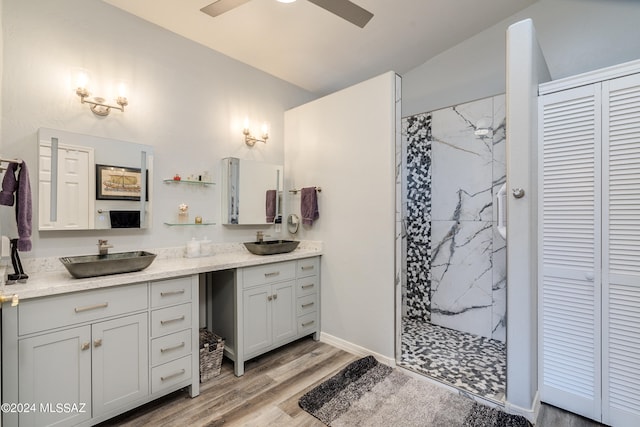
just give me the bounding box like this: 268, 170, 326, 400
267, 295, 273, 301
273, 293, 278, 300
93, 338, 103, 348
81, 342, 90, 351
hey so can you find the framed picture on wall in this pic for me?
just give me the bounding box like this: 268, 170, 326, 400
96, 164, 149, 201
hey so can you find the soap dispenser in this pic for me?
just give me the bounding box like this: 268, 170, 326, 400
186, 237, 200, 258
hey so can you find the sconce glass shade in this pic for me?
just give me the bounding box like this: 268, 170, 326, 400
243, 119, 269, 147
73, 69, 129, 117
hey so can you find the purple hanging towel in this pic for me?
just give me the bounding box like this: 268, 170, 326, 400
301, 187, 319, 225
266, 189, 277, 222
16, 162, 32, 251
0, 162, 19, 206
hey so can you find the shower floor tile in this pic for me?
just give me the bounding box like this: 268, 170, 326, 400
400, 317, 506, 401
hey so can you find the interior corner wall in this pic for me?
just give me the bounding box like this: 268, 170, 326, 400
402, 0, 640, 116
0, 0, 314, 258
284, 72, 397, 360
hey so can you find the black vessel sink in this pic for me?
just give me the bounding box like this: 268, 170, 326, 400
60, 251, 157, 279
243, 240, 300, 255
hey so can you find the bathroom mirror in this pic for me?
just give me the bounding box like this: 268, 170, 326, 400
221, 157, 283, 225
37, 128, 153, 231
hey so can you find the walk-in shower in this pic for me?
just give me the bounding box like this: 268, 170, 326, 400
398, 94, 507, 401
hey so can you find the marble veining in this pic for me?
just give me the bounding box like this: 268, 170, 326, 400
400, 94, 506, 342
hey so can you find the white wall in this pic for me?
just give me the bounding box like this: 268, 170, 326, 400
505, 19, 550, 419
403, 0, 640, 116
284, 72, 398, 360
0, 0, 314, 258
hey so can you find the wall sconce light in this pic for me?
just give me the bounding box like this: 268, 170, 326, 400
243, 119, 269, 147
74, 70, 128, 116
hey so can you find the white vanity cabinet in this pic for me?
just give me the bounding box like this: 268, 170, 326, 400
1, 275, 199, 427
149, 277, 197, 395
242, 262, 297, 356
209, 256, 320, 376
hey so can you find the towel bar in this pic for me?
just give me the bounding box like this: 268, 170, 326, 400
289, 186, 322, 194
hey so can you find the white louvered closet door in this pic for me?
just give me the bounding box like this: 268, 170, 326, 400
602, 73, 640, 427
538, 83, 602, 421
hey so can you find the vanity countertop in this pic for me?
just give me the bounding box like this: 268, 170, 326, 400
0, 242, 322, 301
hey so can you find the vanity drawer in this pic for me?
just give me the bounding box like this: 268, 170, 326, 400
19, 283, 148, 336
298, 312, 318, 335
151, 329, 192, 366
151, 355, 192, 394
151, 276, 193, 308
296, 276, 318, 296
297, 257, 319, 278
242, 261, 296, 288
151, 303, 192, 338
297, 294, 318, 316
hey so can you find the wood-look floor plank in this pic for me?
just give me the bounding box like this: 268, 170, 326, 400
99, 338, 353, 427
99, 337, 599, 427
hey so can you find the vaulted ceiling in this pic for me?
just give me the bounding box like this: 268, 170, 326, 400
103, 0, 537, 95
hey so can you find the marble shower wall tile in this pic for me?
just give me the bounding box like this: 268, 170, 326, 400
401, 94, 506, 342
430, 220, 494, 337
431, 97, 494, 222
491, 95, 506, 341
492, 226, 507, 342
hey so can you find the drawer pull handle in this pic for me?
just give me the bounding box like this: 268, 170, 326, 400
301, 284, 315, 290
94, 338, 103, 348
301, 265, 314, 271
302, 302, 314, 308
161, 342, 185, 353
264, 271, 280, 278
302, 320, 315, 327
81, 342, 90, 351
160, 369, 186, 382
75, 302, 108, 313
160, 315, 185, 325
160, 289, 186, 297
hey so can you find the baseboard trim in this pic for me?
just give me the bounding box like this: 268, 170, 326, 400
319, 332, 396, 367
505, 390, 540, 424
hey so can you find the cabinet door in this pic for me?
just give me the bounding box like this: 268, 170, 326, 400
92, 313, 149, 417
243, 285, 272, 355
271, 281, 296, 345
602, 73, 640, 427
18, 326, 92, 427
538, 83, 602, 421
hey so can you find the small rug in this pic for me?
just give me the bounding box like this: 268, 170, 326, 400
299, 356, 532, 427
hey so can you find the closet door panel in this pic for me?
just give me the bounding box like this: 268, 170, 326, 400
602, 72, 640, 427
539, 83, 602, 420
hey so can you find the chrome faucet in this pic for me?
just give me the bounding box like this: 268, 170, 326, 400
256, 231, 264, 243
97, 239, 113, 256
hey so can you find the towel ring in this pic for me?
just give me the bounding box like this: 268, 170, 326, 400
287, 214, 300, 234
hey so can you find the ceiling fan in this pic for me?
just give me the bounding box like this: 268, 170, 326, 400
200, 0, 374, 28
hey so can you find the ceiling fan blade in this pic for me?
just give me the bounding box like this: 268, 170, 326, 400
200, 0, 251, 18
307, 0, 373, 28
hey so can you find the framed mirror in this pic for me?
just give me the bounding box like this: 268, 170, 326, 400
37, 128, 153, 231
221, 157, 283, 225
